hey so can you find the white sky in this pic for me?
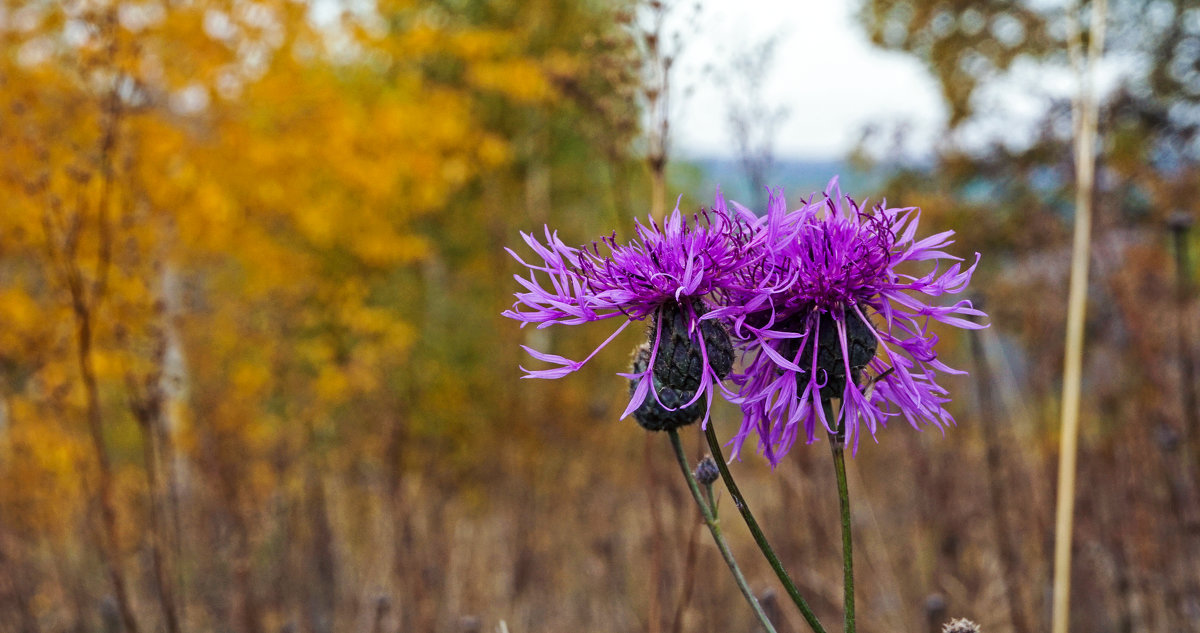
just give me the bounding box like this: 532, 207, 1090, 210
672, 0, 947, 160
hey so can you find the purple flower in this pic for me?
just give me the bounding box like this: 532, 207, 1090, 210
722, 179, 986, 464
503, 196, 751, 424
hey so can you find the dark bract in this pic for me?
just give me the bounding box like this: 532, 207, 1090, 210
628, 344, 706, 432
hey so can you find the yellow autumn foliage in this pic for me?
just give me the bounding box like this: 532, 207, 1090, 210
0, 0, 643, 629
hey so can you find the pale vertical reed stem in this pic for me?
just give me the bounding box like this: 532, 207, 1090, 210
1053, 1, 1107, 631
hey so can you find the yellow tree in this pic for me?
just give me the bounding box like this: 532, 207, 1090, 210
1, 0, 641, 631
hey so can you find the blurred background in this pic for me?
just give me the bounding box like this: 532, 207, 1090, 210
1, 0, 1198, 632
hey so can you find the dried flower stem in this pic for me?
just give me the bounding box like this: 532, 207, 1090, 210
704, 423, 827, 633
826, 398, 855, 633
1053, 1, 1107, 631
669, 517, 703, 633
666, 429, 778, 633
1170, 216, 1198, 471
969, 325, 1031, 633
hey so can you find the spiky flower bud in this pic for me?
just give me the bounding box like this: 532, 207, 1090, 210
942, 618, 981, 633
651, 300, 734, 393
694, 455, 720, 485
629, 344, 706, 431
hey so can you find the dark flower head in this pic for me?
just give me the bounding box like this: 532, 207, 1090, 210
504, 195, 750, 424
627, 344, 707, 431
723, 179, 987, 464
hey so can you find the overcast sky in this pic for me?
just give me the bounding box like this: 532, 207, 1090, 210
671, 0, 947, 160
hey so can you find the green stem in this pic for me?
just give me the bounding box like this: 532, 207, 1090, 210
704, 423, 827, 633
825, 398, 855, 633
667, 429, 778, 633
702, 480, 718, 520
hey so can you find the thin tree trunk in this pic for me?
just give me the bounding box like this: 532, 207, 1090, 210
230, 505, 263, 633
305, 464, 337, 633
158, 265, 189, 632
125, 305, 180, 633
209, 438, 262, 633
0, 535, 41, 633
50, 18, 141, 629
135, 405, 180, 633
72, 289, 141, 633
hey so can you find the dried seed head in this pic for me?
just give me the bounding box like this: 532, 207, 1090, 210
942, 618, 981, 633
629, 344, 706, 432
1167, 210, 1194, 233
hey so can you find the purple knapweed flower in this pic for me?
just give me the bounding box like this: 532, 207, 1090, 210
721, 179, 986, 464
503, 196, 751, 427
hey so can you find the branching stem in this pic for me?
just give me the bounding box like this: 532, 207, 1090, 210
666, 429, 777, 633
704, 423, 827, 633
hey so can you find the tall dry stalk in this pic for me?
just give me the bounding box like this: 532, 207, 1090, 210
722, 34, 788, 211
1169, 214, 1198, 470
639, 0, 673, 222
1052, 1, 1107, 631
969, 323, 1032, 633
634, 0, 697, 222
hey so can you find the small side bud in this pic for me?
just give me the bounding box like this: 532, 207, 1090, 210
694, 455, 719, 485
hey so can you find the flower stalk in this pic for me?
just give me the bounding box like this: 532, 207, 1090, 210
827, 398, 856, 633
704, 423, 827, 633
667, 429, 778, 633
